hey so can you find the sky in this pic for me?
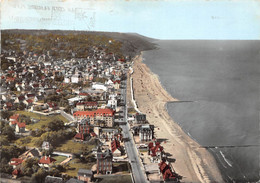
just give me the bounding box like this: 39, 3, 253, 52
1, 0, 260, 40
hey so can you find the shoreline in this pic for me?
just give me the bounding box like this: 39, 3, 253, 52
131, 52, 223, 182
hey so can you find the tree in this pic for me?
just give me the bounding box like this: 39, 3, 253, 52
41, 147, 53, 156
0, 145, 26, 162
1, 111, 14, 120
1, 124, 15, 141
0, 135, 10, 146
0, 158, 13, 174
47, 120, 64, 131
18, 103, 26, 111
15, 136, 32, 146
32, 137, 44, 147
31, 168, 47, 183
21, 158, 39, 176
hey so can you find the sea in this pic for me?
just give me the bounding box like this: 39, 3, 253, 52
142, 40, 260, 182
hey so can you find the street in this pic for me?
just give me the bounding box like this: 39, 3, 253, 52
119, 80, 148, 183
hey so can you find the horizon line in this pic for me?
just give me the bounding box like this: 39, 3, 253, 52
2, 28, 260, 41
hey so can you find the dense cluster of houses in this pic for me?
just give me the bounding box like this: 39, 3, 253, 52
1, 35, 132, 182
1, 36, 129, 115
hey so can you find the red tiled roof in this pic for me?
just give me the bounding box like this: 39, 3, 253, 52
73, 108, 114, 117
17, 122, 26, 128
10, 114, 20, 120
39, 156, 56, 164
56, 89, 62, 92
47, 102, 57, 107
11, 120, 18, 125
6, 102, 13, 107
18, 96, 25, 100
26, 94, 35, 98
111, 139, 120, 153
12, 169, 22, 175
149, 142, 164, 157
159, 161, 168, 172
74, 133, 85, 140
26, 99, 33, 103
91, 132, 97, 137
79, 93, 89, 96
113, 80, 121, 84
6, 77, 15, 82
10, 158, 23, 165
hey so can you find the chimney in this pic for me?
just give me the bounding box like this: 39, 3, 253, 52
45, 156, 47, 160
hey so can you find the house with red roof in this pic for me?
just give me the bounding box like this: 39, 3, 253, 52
9, 114, 27, 133
74, 119, 93, 141
73, 108, 115, 127
112, 79, 121, 90
15, 122, 26, 133
111, 138, 122, 157
3, 102, 13, 110
23, 99, 34, 108
38, 156, 56, 168
158, 160, 181, 181
9, 158, 23, 169
12, 169, 22, 179
148, 140, 164, 163
9, 114, 20, 123
47, 102, 58, 111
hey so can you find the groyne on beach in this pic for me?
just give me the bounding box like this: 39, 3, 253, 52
130, 53, 223, 183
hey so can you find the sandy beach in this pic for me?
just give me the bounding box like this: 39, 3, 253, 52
129, 53, 223, 183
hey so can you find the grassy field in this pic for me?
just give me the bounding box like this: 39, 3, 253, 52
52, 155, 67, 164
65, 158, 95, 177
55, 139, 95, 154
16, 111, 68, 130
113, 162, 130, 174
96, 174, 132, 183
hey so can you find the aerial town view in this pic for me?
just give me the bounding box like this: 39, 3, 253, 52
0, 30, 190, 183
1, 1, 259, 183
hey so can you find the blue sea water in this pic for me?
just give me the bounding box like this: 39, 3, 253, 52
143, 40, 260, 182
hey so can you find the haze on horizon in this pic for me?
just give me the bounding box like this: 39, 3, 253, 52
1, 0, 260, 40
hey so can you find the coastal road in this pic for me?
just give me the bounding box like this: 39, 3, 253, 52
119, 80, 148, 183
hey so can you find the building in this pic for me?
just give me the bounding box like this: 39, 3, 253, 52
71, 74, 83, 83
148, 140, 164, 163
132, 124, 154, 142
74, 119, 92, 141
15, 122, 26, 133
73, 109, 114, 127
77, 169, 93, 182
135, 113, 146, 124
107, 94, 117, 109
45, 175, 63, 183
9, 158, 23, 169
97, 148, 113, 174
38, 156, 56, 168
12, 169, 22, 179
111, 139, 122, 157
94, 127, 120, 141
76, 101, 98, 111
19, 148, 41, 160
92, 83, 108, 91
158, 160, 181, 181
42, 141, 51, 151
